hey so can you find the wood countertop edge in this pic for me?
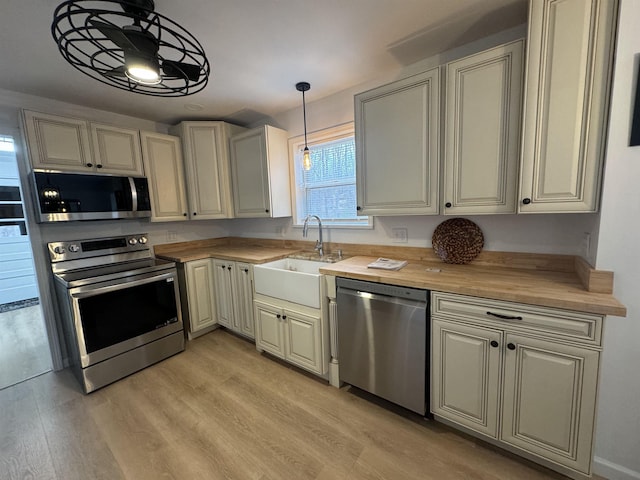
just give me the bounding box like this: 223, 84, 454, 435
154, 247, 303, 264
319, 257, 627, 318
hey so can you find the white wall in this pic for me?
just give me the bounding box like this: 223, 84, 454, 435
592, 1, 640, 478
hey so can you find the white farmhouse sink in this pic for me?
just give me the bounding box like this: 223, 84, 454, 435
253, 258, 325, 308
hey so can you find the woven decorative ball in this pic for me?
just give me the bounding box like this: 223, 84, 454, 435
432, 218, 484, 264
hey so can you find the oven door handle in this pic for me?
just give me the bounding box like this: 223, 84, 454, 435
68, 269, 176, 298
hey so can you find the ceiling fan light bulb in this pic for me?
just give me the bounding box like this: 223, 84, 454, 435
303, 147, 312, 171
124, 52, 161, 84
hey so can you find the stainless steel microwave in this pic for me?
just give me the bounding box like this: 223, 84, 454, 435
32, 171, 152, 222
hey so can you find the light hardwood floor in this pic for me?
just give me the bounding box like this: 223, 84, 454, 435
1, 329, 574, 480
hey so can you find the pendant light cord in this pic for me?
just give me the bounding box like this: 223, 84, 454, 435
302, 88, 308, 148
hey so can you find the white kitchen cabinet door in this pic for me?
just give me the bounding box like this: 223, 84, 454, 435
185, 259, 217, 333
213, 259, 233, 328
355, 68, 440, 215
22, 110, 93, 171
230, 125, 291, 218
140, 131, 188, 222
90, 123, 144, 175
254, 300, 286, 358
519, 0, 617, 213
443, 40, 523, 215
284, 308, 323, 374
501, 334, 599, 475
173, 121, 245, 220
234, 263, 255, 339
431, 319, 502, 438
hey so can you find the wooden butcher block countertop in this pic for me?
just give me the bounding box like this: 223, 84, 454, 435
319, 256, 626, 317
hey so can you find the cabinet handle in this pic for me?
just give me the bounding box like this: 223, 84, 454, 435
445, 202, 452, 208
507, 343, 516, 350
486, 311, 522, 321
522, 198, 531, 205
86, 163, 93, 168
96, 164, 102, 169
490, 340, 499, 348
276, 314, 281, 319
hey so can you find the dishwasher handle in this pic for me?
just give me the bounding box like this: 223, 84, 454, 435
337, 286, 427, 310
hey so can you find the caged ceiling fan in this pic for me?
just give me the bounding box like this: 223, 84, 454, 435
51, 0, 210, 96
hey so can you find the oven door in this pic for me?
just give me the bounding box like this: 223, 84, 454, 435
68, 269, 183, 368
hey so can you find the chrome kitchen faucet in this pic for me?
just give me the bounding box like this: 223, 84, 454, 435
302, 215, 324, 257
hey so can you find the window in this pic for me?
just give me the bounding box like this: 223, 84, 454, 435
289, 123, 371, 227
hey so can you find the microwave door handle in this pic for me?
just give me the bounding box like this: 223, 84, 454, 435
128, 177, 138, 212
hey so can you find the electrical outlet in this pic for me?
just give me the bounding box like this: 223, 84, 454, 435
166, 230, 177, 242
392, 227, 408, 243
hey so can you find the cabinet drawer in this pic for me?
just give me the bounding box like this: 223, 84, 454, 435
431, 292, 602, 346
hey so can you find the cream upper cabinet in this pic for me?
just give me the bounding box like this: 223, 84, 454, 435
183, 259, 217, 337
431, 292, 603, 478
22, 110, 144, 175
519, 0, 617, 213
171, 121, 246, 220
443, 40, 524, 215
355, 68, 440, 215
22, 110, 93, 172
140, 131, 188, 222
230, 125, 291, 218
90, 123, 144, 175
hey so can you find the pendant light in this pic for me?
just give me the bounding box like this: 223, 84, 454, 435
296, 82, 312, 171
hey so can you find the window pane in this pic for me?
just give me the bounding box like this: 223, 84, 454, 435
303, 138, 356, 186
0, 221, 27, 236
305, 184, 358, 220
0, 204, 24, 218
0, 186, 21, 201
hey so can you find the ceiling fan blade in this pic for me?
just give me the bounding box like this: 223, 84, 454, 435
90, 19, 139, 51
104, 66, 126, 77
162, 60, 201, 81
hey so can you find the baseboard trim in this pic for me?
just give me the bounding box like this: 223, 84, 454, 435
594, 457, 640, 480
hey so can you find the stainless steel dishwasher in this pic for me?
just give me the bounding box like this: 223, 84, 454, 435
336, 277, 429, 415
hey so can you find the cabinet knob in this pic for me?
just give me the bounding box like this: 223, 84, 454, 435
356, 206, 362, 211
490, 340, 499, 348
507, 343, 516, 350
220, 265, 226, 270
282, 315, 287, 320
265, 209, 270, 213
193, 212, 197, 216
183, 213, 187, 216
445, 202, 452, 208
522, 198, 531, 205
227, 266, 232, 271
96, 164, 102, 169
276, 314, 281, 319
86, 163, 93, 168
243, 268, 249, 273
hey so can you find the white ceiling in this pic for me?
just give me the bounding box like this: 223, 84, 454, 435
0, 0, 527, 126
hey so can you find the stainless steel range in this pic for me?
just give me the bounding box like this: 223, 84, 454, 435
49, 234, 184, 393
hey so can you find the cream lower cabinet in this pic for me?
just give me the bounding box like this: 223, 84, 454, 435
519, 0, 617, 213
254, 297, 325, 376
431, 292, 602, 479
180, 259, 217, 339
212, 259, 255, 339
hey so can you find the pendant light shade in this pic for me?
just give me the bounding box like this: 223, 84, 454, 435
296, 82, 312, 171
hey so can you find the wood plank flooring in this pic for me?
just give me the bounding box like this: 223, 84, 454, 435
1, 329, 575, 480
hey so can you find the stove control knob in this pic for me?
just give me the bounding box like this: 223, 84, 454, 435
128, 237, 138, 245
68, 244, 80, 253
53, 246, 66, 255
138, 236, 148, 244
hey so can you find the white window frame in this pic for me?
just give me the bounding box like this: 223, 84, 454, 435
288, 123, 372, 228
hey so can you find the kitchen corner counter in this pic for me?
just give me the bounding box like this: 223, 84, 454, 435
319, 256, 626, 317
154, 243, 301, 264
